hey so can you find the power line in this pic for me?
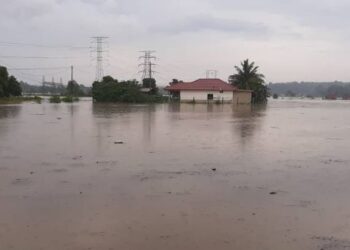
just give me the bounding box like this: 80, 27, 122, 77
0, 41, 89, 49
8, 66, 70, 71
206, 69, 218, 78
138, 50, 157, 81
0, 55, 77, 59
91, 36, 109, 81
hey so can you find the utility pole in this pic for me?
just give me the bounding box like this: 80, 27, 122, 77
91, 36, 108, 82
206, 70, 218, 79
138, 50, 157, 82
70, 65, 74, 82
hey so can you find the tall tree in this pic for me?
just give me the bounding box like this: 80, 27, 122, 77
229, 59, 268, 103
7, 76, 22, 96
142, 78, 158, 94
0, 66, 9, 97
169, 79, 183, 85
0, 66, 22, 97
66, 80, 82, 96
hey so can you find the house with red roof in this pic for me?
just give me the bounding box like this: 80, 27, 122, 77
165, 78, 252, 104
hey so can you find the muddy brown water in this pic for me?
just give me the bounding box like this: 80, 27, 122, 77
1, 99, 350, 250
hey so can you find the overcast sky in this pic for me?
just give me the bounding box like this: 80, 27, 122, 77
1, 0, 350, 86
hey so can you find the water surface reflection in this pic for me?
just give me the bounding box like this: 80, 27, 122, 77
0, 105, 22, 119
1, 100, 350, 250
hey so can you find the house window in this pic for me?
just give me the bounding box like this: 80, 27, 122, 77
207, 94, 214, 100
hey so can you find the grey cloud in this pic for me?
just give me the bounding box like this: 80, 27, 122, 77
0, 0, 54, 20
2, 0, 350, 84
203, 0, 350, 30
150, 14, 269, 36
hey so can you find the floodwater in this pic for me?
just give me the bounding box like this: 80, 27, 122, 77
1, 99, 350, 250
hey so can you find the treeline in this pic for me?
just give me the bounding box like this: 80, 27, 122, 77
92, 76, 165, 103
268, 81, 350, 98
20, 81, 65, 95
0, 66, 22, 97
20, 81, 91, 96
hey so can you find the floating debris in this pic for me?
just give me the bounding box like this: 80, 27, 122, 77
72, 155, 83, 160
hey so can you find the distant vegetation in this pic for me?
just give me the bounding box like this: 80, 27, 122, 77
20, 81, 91, 96
92, 76, 166, 103
0, 66, 41, 104
229, 59, 269, 103
268, 81, 350, 99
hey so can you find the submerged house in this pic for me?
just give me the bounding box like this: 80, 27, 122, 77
165, 78, 252, 104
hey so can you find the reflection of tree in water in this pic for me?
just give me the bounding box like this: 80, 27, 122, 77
0, 105, 22, 119
92, 103, 127, 118
92, 103, 151, 118
142, 105, 156, 146
232, 104, 266, 140
92, 103, 134, 153
67, 104, 80, 141
168, 103, 181, 113
91, 103, 158, 152
0, 105, 23, 138
167, 103, 227, 114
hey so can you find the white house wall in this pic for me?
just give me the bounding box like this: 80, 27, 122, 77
180, 90, 233, 102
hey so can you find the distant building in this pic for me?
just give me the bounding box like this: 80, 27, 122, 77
42, 76, 64, 88
165, 78, 252, 104
42, 81, 64, 88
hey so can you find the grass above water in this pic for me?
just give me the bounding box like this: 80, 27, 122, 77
0, 96, 42, 104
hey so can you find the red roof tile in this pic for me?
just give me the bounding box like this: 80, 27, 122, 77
165, 79, 237, 92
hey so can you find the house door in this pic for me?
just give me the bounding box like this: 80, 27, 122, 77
207, 94, 214, 101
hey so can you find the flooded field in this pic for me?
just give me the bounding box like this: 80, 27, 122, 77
1, 99, 350, 250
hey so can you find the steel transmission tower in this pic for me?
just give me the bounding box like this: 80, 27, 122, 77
206, 69, 218, 79
91, 36, 108, 81
139, 50, 157, 81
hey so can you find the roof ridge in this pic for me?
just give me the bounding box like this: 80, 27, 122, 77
165, 78, 236, 91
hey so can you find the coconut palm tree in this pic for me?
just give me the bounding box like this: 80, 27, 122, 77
229, 59, 268, 103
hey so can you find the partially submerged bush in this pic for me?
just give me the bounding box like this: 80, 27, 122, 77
92, 76, 165, 103
49, 95, 61, 103
61, 96, 73, 103
0, 96, 42, 104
